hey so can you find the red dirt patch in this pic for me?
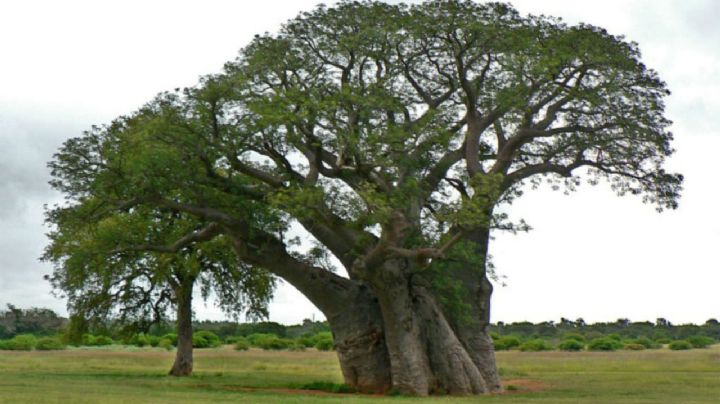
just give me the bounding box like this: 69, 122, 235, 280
498, 378, 548, 394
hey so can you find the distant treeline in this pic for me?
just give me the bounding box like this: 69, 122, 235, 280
0, 305, 67, 338
3, 304, 719, 343
490, 317, 720, 342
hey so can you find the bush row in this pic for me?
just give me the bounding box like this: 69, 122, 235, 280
59, 330, 335, 352
492, 333, 716, 352
0, 335, 66, 351
232, 332, 334, 351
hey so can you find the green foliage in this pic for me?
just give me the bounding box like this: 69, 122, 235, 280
129, 334, 151, 347
631, 337, 660, 349
44, 1, 682, 372
623, 343, 646, 351
94, 335, 114, 346
494, 335, 522, 350
233, 338, 250, 351
192, 331, 222, 348
519, 339, 553, 352
158, 338, 175, 351
35, 337, 67, 351
668, 340, 693, 350
686, 335, 714, 348
161, 333, 178, 346
314, 338, 334, 351
6, 334, 38, 351
588, 337, 624, 351
562, 333, 586, 342
558, 339, 585, 351
81, 333, 97, 346
223, 335, 245, 345
246, 333, 279, 346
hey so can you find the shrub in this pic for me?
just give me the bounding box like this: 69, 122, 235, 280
289, 341, 306, 351
224, 335, 246, 345
246, 333, 279, 347
94, 335, 114, 346
310, 332, 333, 345
158, 338, 175, 351
35, 337, 67, 351
161, 333, 178, 346
519, 339, 552, 352
561, 333, 585, 342
297, 336, 316, 348
606, 333, 622, 342
588, 337, 623, 351
558, 339, 584, 351
148, 335, 162, 347
0, 340, 11, 350
314, 338, 334, 351
261, 337, 294, 350
632, 337, 660, 349
623, 343, 646, 351
489, 332, 500, 341
234, 338, 250, 351
193, 330, 222, 348
129, 334, 151, 347
81, 333, 97, 346
9, 334, 37, 351
668, 340, 693, 350
494, 336, 522, 351
655, 337, 672, 344
687, 336, 714, 349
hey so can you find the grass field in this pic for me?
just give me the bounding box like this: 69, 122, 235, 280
0, 345, 719, 403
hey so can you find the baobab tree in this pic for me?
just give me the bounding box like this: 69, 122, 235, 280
45, 0, 681, 395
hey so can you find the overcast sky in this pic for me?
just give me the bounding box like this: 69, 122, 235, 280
1, 0, 717, 325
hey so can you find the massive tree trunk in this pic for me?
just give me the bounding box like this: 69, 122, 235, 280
229, 233, 391, 393
169, 280, 194, 377
228, 225, 500, 395
365, 259, 493, 396
329, 283, 391, 394
445, 228, 501, 392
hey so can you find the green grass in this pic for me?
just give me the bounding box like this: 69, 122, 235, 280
0, 345, 719, 403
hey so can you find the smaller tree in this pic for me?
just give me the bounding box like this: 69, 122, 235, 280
43, 206, 274, 376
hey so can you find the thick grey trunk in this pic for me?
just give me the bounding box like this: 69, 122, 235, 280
169, 281, 193, 377
330, 283, 391, 393
230, 234, 391, 393
367, 260, 491, 396
413, 284, 489, 394
369, 261, 433, 395
446, 228, 501, 392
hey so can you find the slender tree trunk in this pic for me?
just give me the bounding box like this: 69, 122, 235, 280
169, 281, 194, 377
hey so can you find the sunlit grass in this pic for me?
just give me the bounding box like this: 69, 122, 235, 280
0, 345, 718, 403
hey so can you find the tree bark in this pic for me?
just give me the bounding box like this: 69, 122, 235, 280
366, 259, 492, 396
227, 225, 500, 395
330, 283, 391, 394
169, 281, 194, 377
447, 228, 501, 392
229, 232, 392, 393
